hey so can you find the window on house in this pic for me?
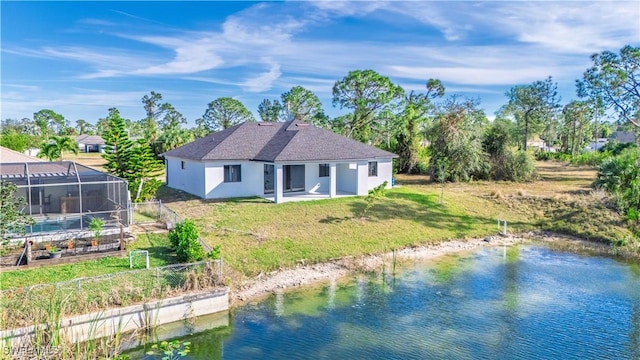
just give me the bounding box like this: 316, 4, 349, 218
319, 164, 329, 177
368, 161, 378, 177
224, 165, 241, 182
181, 161, 186, 169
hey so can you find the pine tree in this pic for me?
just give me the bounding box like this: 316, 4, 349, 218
101, 108, 134, 179
128, 139, 164, 180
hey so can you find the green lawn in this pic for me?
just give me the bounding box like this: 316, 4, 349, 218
165, 185, 535, 276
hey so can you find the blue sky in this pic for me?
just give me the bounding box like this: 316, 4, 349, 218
1, 1, 639, 126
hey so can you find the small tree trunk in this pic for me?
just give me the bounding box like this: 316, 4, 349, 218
523, 115, 529, 152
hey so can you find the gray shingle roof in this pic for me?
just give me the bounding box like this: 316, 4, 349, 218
163, 120, 397, 162
75, 134, 106, 145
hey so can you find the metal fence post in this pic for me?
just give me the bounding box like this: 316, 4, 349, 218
219, 258, 223, 283
158, 200, 162, 221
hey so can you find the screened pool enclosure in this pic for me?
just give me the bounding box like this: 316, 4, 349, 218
0, 161, 130, 236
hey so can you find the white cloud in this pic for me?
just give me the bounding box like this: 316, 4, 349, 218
2, 84, 41, 92
0, 88, 146, 121
240, 62, 282, 92
490, 1, 639, 53
77, 18, 117, 27
389, 65, 555, 86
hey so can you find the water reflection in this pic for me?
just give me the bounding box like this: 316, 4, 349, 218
127, 245, 640, 359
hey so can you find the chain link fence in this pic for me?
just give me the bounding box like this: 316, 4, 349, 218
1, 260, 223, 330
130, 200, 212, 252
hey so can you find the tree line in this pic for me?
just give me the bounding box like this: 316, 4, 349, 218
1, 45, 637, 183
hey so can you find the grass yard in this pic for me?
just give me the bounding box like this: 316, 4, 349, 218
64, 152, 109, 172
161, 161, 632, 277
64, 152, 166, 179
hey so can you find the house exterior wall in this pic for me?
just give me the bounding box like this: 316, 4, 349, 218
368, 159, 393, 190
356, 161, 369, 195
166, 157, 206, 198
166, 157, 395, 202
204, 160, 263, 199
336, 163, 358, 194
77, 143, 104, 153
305, 163, 330, 194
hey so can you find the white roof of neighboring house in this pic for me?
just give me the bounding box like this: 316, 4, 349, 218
0, 146, 44, 163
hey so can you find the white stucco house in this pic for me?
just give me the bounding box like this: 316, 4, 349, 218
162, 120, 397, 203
75, 134, 106, 153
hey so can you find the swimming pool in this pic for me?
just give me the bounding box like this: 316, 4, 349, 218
28, 217, 82, 234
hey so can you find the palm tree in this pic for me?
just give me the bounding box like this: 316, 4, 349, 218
37, 135, 78, 161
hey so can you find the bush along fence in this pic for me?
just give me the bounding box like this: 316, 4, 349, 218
0, 260, 224, 331
131, 200, 212, 253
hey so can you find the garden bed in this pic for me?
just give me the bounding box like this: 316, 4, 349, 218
0, 233, 134, 271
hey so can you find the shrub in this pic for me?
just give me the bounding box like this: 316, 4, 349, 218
89, 217, 104, 240
207, 245, 222, 260
169, 220, 205, 263
510, 150, 538, 181
491, 150, 537, 182
362, 181, 388, 216
599, 141, 637, 156
593, 147, 640, 216
570, 151, 609, 166
415, 147, 430, 174
535, 151, 572, 162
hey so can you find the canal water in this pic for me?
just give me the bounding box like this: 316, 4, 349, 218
130, 245, 640, 359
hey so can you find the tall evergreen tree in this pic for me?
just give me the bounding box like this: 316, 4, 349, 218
258, 99, 282, 122
332, 69, 404, 143
578, 45, 639, 128
102, 108, 164, 200
128, 139, 164, 181
281, 86, 327, 126
102, 108, 134, 180
502, 77, 561, 151
202, 97, 255, 132
33, 109, 67, 137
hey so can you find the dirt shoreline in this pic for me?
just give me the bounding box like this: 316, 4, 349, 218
231, 231, 607, 306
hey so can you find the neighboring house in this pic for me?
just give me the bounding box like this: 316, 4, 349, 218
76, 134, 106, 153
610, 131, 636, 145
0, 146, 44, 163
526, 137, 547, 151
587, 138, 609, 151
163, 120, 397, 203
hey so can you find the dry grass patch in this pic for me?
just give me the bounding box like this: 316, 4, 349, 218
64, 152, 108, 172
